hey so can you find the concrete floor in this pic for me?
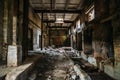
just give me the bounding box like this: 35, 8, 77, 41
26, 50, 115, 80
0, 63, 16, 79
1, 49, 116, 80
27, 54, 74, 80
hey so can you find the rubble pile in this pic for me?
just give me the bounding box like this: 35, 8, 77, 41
27, 47, 115, 80
72, 58, 115, 80
28, 47, 114, 80
29, 47, 80, 58
27, 47, 82, 80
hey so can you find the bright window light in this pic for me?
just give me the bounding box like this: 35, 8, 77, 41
55, 18, 64, 23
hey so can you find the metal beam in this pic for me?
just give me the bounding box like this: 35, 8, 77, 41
48, 26, 70, 28
50, 0, 52, 10
63, 0, 70, 19
41, 13, 43, 50
34, 9, 81, 13
65, 0, 70, 9
43, 20, 73, 23
52, 0, 56, 9
41, 0, 44, 9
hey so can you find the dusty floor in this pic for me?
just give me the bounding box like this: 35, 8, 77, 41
27, 53, 115, 80
0, 53, 116, 80
27, 54, 75, 80
0, 63, 15, 80
0, 49, 116, 80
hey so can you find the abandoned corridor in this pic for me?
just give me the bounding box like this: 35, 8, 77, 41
0, 0, 120, 80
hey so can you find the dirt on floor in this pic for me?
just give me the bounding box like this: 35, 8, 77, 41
27, 54, 76, 80
72, 58, 115, 80
27, 50, 115, 80
0, 64, 15, 80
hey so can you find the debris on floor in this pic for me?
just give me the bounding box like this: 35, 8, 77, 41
27, 47, 115, 80
72, 58, 115, 80
27, 47, 80, 80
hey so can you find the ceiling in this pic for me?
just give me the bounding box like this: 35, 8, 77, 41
30, 0, 85, 28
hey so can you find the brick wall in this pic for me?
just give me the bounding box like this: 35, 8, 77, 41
0, 0, 4, 62
112, 12, 120, 62
91, 0, 115, 63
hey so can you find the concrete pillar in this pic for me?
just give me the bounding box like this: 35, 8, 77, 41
3, 0, 8, 43
82, 31, 84, 51
22, 0, 29, 60
41, 13, 43, 50
2, 0, 8, 63
48, 28, 51, 46
70, 27, 73, 49
71, 35, 73, 49
7, 0, 22, 67
76, 32, 78, 50
0, 0, 4, 62
7, 0, 13, 45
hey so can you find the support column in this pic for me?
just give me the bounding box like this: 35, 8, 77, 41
7, 0, 22, 67
7, 0, 13, 45
71, 35, 73, 48
76, 32, 78, 50
41, 13, 43, 50
22, 0, 29, 60
0, 0, 4, 63
7, 0, 14, 66
47, 23, 51, 46
49, 28, 51, 46
82, 31, 84, 51
70, 28, 73, 49
2, 0, 8, 63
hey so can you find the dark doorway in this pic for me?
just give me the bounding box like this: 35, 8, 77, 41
28, 28, 33, 50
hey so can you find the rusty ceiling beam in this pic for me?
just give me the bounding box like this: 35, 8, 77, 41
34, 9, 81, 13
52, 0, 56, 9
63, 0, 70, 19
41, 0, 44, 9
48, 26, 70, 28
50, 0, 52, 10
43, 20, 73, 23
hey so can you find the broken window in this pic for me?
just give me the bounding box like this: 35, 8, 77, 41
85, 5, 95, 21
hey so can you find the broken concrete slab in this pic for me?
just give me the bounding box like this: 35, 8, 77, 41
74, 64, 91, 80
6, 55, 42, 80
